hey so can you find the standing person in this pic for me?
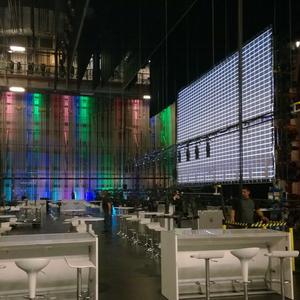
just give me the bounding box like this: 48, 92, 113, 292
173, 190, 183, 228
102, 191, 112, 233
1, 193, 6, 210
230, 186, 269, 224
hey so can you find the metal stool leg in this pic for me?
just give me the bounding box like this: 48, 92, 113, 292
280, 258, 285, 300
77, 268, 82, 299
205, 258, 210, 300
243, 282, 248, 300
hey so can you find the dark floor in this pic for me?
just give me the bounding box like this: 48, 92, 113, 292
10, 213, 300, 300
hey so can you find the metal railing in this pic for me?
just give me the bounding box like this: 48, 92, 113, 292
0, 60, 151, 85
0, 60, 93, 81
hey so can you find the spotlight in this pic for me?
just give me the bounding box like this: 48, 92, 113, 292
186, 147, 190, 161
296, 41, 300, 48
195, 145, 199, 159
9, 86, 25, 93
206, 140, 210, 158
143, 95, 151, 100
9, 45, 26, 52
177, 150, 181, 163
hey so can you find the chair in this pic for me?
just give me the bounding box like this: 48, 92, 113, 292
15, 258, 50, 299
191, 251, 225, 300
265, 250, 299, 300
65, 256, 96, 300
231, 248, 260, 300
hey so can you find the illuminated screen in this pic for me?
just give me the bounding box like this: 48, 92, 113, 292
177, 29, 274, 184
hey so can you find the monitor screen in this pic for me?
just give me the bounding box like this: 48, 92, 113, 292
177, 29, 274, 184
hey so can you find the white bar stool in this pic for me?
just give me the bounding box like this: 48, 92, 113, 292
231, 248, 260, 300
0, 222, 12, 235
65, 256, 96, 300
191, 251, 225, 300
265, 250, 299, 300
15, 258, 50, 299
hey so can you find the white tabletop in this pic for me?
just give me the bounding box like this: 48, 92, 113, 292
0, 232, 95, 248
62, 209, 86, 212
19, 205, 42, 209
143, 212, 165, 216
0, 215, 16, 219
65, 217, 104, 223
114, 206, 134, 210
178, 228, 288, 239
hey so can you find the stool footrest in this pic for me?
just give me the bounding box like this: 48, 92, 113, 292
266, 279, 291, 284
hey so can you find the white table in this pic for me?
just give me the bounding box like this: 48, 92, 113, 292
0, 231, 98, 299
161, 229, 293, 300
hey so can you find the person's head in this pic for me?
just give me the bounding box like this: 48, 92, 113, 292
242, 186, 251, 200
173, 190, 180, 200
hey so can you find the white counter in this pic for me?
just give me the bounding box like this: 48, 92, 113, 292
161, 229, 293, 300
0, 232, 98, 299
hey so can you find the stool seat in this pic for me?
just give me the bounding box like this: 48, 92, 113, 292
265, 250, 299, 258
65, 256, 95, 269
15, 258, 50, 274
146, 222, 160, 228
191, 251, 224, 260
139, 218, 151, 224
153, 227, 167, 232
231, 247, 260, 260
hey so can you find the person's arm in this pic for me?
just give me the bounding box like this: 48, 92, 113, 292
230, 208, 236, 222
256, 208, 269, 222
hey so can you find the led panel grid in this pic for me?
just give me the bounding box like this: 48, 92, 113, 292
177, 29, 274, 184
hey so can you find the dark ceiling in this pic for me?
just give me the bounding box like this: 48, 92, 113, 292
10, 0, 298, 115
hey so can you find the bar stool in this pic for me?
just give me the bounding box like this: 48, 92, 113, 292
152, 226, 167, 259
265, 250, 299, 300
190, 251, 225, 300
117, 214, 130, 236
65, 256, 96, 300
231, 248, 260, 300
15, 258, 50, 299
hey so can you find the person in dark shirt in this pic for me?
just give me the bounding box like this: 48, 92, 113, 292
230, 186, 268, 223
102, 191, 112, 233
173, 190, 183, 228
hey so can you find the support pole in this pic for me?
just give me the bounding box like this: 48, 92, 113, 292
238, 0, 243, 199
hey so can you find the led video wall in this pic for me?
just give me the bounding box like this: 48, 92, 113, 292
0, 92, 149, 201
177, 28, 274, 184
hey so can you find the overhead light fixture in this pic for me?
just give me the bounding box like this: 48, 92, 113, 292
195, 145, 199, 159
206, 139, 211, 158
177, 150, 181, 163
296, 41, 300, 48
9, 45, 26, 52
9, 86, 25, 93
143, 95, 151, 100
186, 147, 190, 161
